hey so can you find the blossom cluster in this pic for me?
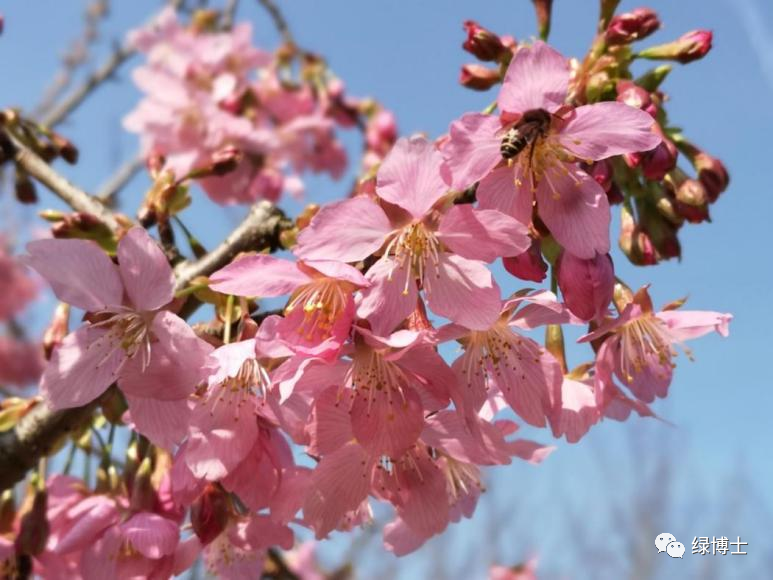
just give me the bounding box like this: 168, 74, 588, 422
124, 8, 396, 206
0, 4, 733, 579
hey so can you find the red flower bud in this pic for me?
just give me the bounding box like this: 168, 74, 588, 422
459, 64, 501, 91
462, 21, 507, 62
605, 8, 661, 45
502, 239, 547, 283
693, 152, 729, 202
556, 251, 615, 321
191, 484, 230, 546
639, 30, 713, 64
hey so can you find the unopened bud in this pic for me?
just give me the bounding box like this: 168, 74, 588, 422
14, 170, 37, 204
556, 251, 615, 321
669, 175, 710, 223
587, 159, 613, 192
191, 484, 229, 546
616, 80, 656, 116
531, 0, 553, 41
677, 143, 729, 202
15, 485, 48, 556
502, 239, 547, 283
43, 303, 70, 359
640, 203, 681, 259
462, 21, 507, 62
51, 134, 79, 164
638, 30, 713, 64
459, 64, 501, 91
605, 8, 660, 45
620, 205, 658, 266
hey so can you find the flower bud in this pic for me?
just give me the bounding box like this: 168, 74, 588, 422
587, 159, 613, 192
14, 170, 37, 204
459, 64, 501, 91
620, 205, 658, 266
638, 30, 713, 64
15, 483, 48, 556
639, 203, 681, 259
191, 484, 229, 546
503, 238, 548, 283
556, 251, 615, 321
616, 81, 657, 116
676, 145, 729, 202
462, 21, 507, 62
605, 8, 660, 45
50, 134, 79, 165
530, 0, 553, 41
672, 178, 710, 223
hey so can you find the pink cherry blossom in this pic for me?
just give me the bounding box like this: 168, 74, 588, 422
442, 41, 661, 258
0, 237, 38, 320
0, 336, 44, 388
556, 250, 615, 321
581, 287, 731, 403
295, 136, 530, 331
23, 227, 212, 448
210, 255, 367, 352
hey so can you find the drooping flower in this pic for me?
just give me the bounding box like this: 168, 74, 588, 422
210, 255, 368, 353
294, 135, 530, 332
442, 41, 661, 258
23, 227, 212, 448
581, 287, 731, 402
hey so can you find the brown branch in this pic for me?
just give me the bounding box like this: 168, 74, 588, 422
40, 43, 134, 129
256, 0, 294, 45
96, 154, 144, 206
221, 0, 240, 30
0, 401, 98, 491
2, 127, 122, 234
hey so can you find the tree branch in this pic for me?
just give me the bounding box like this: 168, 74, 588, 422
2, 127, 122, 234
256, 0, 294, 45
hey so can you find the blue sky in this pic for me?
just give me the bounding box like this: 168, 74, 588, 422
2, 1, 772, 578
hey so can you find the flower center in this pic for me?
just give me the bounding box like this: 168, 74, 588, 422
382, 221, 441, 295
203, 358, 270, 421
461, 323, 536, 388
91, 307, 154, 371
350, 346, 408, 413
285, 278, 352, 341
441, 454, 484, 502
617, 314, 690, 382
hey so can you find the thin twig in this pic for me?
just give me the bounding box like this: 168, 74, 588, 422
2, 127, 122, 233
221, 0, 240, 30
95, 154, 144, 206
40, 43, 134, 129
256, 0, 294, 45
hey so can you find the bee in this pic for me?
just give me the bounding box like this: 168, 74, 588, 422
499, 108, 552, 161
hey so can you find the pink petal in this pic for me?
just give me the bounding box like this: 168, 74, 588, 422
551, 377, 600, 443
304, 260, 369, 287
119, 312, 212, 400
376, 136, 449, 218
498, 41, 569, 114
441, 113, 503, 189
558, 101, 661, 161
307, 385, 355, 456
117, 227, 175, 311
125, 396, 192, 451
243, 515, 294, 551
656, 310, 732, 341
477, 165, 534, 224
23, 238, 123, 311
41, 325, 123, 410
119, 513, 179, 559
393, 453, 449, 537
185, 410, 258, 481
438, 205, 530, 262
383, 519, 427, 556
303, 443, 373, 538
506, 439, 555, 464
294, 197, 392, 262
350, 386, 424, 458
535, 164, 610, 259
425, 253, 502, 330
210, 254, 310, 297
55, 495, 118, 554
356, 258, 419, 337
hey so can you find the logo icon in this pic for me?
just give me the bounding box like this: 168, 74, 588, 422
656, 533, 684, 558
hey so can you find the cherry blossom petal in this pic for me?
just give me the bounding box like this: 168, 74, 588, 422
303, 260, 369, 287
209, 254, 310, 297
294, 197, 392, 262
551, 377, 600, 443
23, 238, 123, 311
383, 519, 428, 556
119, 513, 179, 559
117, 227, 175, 311
306, 386, 354, 456
476, 165, 534, 224
558, 102, 661, 161
55, 495, 118, 554
536, 164, 610, 259
303, 443, 373, 538
350, 387, 424, 458
438, 205, 530, 262
425, 253, 502, 331
357, 257, 419, 337
498, 41, 569, 114
441, 113, 503, 189
124, 396, 192, 450
41, 326, 124, 410
376, 136, 449, 218
656, 310, 732, 340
